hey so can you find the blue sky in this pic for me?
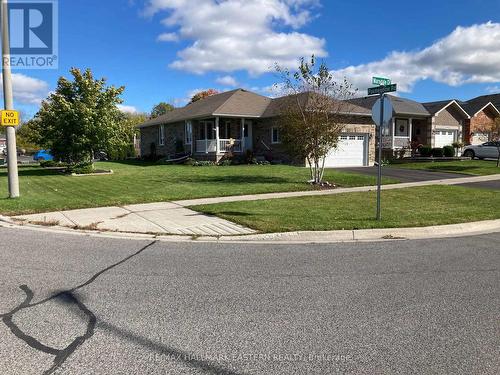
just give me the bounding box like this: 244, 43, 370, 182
9, 0, 500, 118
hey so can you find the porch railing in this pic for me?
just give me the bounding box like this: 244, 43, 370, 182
393, 136, 410, 149
195, 140, 216, 153
219, 139, 242, 153
195, 139, 242, 153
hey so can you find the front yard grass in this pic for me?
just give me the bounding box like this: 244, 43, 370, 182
191, 185, 500, 233
0, 161, 397, 216
389, 160, 500, 176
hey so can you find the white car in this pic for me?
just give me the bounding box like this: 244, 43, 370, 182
463, 141, 500, 159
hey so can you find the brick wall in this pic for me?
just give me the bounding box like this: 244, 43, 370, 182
139, 122, 189, 158
464, 110, 496, 144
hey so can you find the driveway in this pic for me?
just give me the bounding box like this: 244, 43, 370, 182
0, 228, 498, 374
342, 166, 500, 189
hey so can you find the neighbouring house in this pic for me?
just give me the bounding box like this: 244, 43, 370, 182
138, 89, 376, 167
458, 95, 500, 144
137, 88, 500, 165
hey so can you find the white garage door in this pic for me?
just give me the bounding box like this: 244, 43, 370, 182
434, 130, 455, 148
323, 134, 367, 167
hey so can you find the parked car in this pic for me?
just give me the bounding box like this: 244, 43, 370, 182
33, 150, 54, 161
463, 142, 500, 159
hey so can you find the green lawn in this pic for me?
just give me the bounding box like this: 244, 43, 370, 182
389, 160, 500, 176
192, 185, 500, 233
0, 161, 397, 215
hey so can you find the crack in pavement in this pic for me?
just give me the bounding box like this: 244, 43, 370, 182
0, 240, 158, 374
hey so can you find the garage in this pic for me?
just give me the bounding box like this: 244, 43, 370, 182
434, 130, 456, 148
323, 134, 368, 167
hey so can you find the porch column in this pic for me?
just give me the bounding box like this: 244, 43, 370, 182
215, 117, 220, 155
391, 118, 395, 149
241, 118, 245, 152
205, 122, 208, 154
409, 118, 413, 144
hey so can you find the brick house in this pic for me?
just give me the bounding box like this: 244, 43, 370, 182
459, 96, 500, 144
138, 89, 376, 167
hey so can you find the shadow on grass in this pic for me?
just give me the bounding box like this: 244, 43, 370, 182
179, 175, 295, 184
0, 168, 63, 177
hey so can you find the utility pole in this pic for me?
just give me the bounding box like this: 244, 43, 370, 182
1, 0, 20, 198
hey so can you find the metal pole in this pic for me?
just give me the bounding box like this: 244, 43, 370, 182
376, 93, 384, 220
1, 0, 19, 198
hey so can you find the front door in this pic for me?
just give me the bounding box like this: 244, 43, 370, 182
244, 120, 253, 151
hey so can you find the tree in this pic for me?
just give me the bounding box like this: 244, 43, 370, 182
16, 118, 42, 152
150, 102, 174, 118
33, 68, 125, 165
274, 56, 357, 184
190, 89, 219, 103
108, 112, 148, 159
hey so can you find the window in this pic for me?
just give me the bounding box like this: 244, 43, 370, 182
395, 119, 409, 136
340, 135, 348, 140
271, 127, 281, 144
158, 125, 165, 146
185, 121, 192, 145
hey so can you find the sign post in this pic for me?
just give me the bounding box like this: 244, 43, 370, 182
1, 0, 20, 198
369, 79, 396, 220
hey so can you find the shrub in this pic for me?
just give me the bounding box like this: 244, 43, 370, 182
443, 145, 455, 157
431, 147, 444, 157
419, 146, 432, 157
193, 160, 216, 167
67, 162, 95, 175
40, 160, 68, 168
218, 159, 232, 166
183, 157, 197, 166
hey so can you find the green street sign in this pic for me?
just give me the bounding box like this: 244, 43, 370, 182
372, 77, 391, 86
368, 84, 397, 96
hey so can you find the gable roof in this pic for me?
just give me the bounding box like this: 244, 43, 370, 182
138, 89, 271, 128
458, 96, 500, 117
422, 100, 470, 118
348, 95, 430, 117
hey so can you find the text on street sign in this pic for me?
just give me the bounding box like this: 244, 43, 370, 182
368, 84, 397, 96
1, 110, 20, 126
372, 77, 391, 86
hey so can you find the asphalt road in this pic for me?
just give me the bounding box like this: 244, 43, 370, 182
0, 228, 498, 375
343, 166, 500, 190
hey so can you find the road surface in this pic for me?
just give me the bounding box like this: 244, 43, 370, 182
0, 228, 498, 374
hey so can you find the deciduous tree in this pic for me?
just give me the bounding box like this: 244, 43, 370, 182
274, 56, 357, 184
190, 89, 219, 103
33, 68, 125, 165
150, 102, 174, 118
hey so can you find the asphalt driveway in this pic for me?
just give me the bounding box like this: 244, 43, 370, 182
342, 166, 500, 190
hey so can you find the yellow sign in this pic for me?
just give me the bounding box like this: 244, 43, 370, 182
1, 110, 20, 126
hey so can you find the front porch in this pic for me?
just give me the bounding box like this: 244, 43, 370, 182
383, 117, 430, 150
191, 117, 253, 159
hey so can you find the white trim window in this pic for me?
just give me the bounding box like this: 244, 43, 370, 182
158, 125, 165, 146
271, 126, 281, 144
185, 121, 192, 145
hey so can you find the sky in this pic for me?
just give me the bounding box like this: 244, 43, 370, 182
6, 0, 500, 118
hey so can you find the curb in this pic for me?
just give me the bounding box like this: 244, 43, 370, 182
1, 216, 499, 244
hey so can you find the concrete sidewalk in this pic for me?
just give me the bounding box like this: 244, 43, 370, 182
174, 173, 500, 206
11, 173, 500, 237
13, 202, 256, 236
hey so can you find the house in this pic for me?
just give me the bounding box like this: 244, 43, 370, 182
138, 89, 376, 167
458, 95, 500, 144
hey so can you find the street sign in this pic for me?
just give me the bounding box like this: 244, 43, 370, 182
1, 110, 19, 126
372, 76, 391, 86
372, 97, 393, 129
368, 84, 397, 96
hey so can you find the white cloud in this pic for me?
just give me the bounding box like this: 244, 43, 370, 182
144, 0, 326, 75
157, 32, 179, 42
215, 75, 238, 87
331, 22, 500, 94
0, 73, 49, 105
117, 104, 139, 114
486, 86, 500, 94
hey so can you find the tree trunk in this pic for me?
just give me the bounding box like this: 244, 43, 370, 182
497, 146, 500, 167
